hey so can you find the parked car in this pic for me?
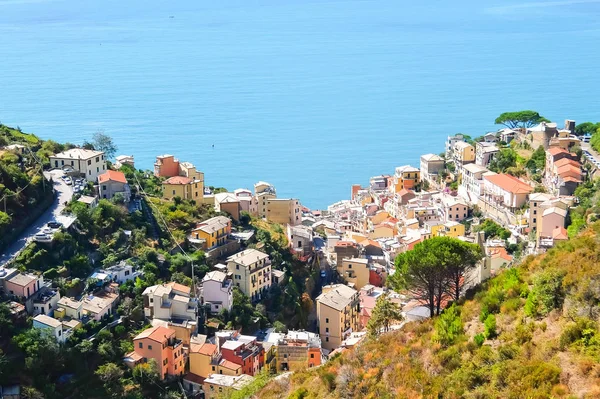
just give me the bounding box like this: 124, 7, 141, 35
64, 177, 72, 185
33, 233, 52, 243
41, 227, 54, 235
47, 221, 62, 229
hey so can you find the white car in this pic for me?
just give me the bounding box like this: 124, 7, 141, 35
33, 233, 52, 243
64, 177, 72, 185
41, 227, 54, 235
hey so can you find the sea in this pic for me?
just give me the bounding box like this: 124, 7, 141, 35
1, 0, 600, 209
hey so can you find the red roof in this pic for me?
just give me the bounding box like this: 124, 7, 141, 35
134, 326, 175, 343
190, 343, 217, 355
554, 158, 580, 168
547, 147, 570, 157
220, 359, 241, 370
483, 174, 533, 194
98, 170, 127, 184
164, 176, 192, 185
552, 227, 568, 240
359, 239, 381, 248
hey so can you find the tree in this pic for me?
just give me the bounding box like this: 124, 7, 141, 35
92, 131, 117, 160
95, 362, 124, 398
442, 238, 484, 302
525, 146, 546, 175
390, 239, 449, 317
132, 358, 160, 387
367, 293, 404, 336
495, 110, 549, 129
489, 148, 517, 173
574, 121, 600, 136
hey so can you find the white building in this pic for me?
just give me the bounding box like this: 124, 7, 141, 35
32, 289, 61, 316
459, 163, 489, 203
102, 262, 140, 284
420, 153, 445, 184
33, 314, 65, 343
482, 173, 534, 211
115, 155, 135, 169
57, 297, 83, 320
201, 271, 233, 313
49, 148, 107, 182
143, 282, 198, 320
475, 142, 499, 167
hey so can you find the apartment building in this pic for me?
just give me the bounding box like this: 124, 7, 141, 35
333, 241, 360, 268
391, 165, 420, 192
338, 258, 370, 290
460, 163, 489, 203
420, 153, 445, 184
201, 271, 233, 313
190, 216, 232, 250
273, 330, 323, 371
226, 249, 271, 301
316, 284, 360, 351
98, 170, 130, 202
475, 142, 499, 167
452, 141, 475, 165
203, 374, 254, 399
265, 198, 302, 226
155, 155, 205, 201
123, 326, 187, 381
482, 173, 533, 211
49, 148, 106, 182
4, 272, 42, 299
545, 147, 582, 196
143, 282, 198, 320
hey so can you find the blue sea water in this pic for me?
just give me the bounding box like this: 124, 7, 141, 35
1, 0, 600, 209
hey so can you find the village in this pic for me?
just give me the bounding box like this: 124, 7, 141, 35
0, 115, 596, 398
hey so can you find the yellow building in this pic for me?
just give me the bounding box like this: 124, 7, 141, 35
338, 258, 370, 290
453, 142, 475, 164
188, 342, 241, 379
392, 165, 420, 192
316, 284, 360, 351
265, 198, 302, 226
226, 249, 271, 302
190, 216, 231, 250
437, 221, 465, 238
162, 175, 204, 201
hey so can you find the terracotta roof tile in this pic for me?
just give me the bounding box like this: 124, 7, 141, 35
98, 170, 127, 184
483, 173, 533, 194
164, 176, 192, 185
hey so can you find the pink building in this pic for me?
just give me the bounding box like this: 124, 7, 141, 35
5, 273, 41, 299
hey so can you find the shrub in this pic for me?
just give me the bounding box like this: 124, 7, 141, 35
288, 388, 308, 399
484, 314, 497, 339
474, 333, 485, 347
434, 304, 464, 347
560, 318, 598, 349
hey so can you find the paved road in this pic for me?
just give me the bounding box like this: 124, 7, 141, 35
0, 169, 74, 266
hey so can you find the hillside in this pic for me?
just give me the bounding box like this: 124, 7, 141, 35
256, 224, 600, 399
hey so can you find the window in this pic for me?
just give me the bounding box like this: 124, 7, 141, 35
87, 160, 91, 166
212, 366, 215, 371
172, 190, 176, 195
236, 265, 240, 270
348, 264, 352, 269
326, 318, 329, 323
61, 160, 64, 166
102, 185, 107, 190
96, 157, 99, 162
148, 345, 152, 350
325, 337, 329, 342
55, 160, 58, 167
96, 167, 99, 172
325, 327, 329, 333
533, 210, 537, 215
71, 161, 74, 166
139, 342, 143, 349
88, 170, 91, 175
533, 218, 537, 223
310, 354, 314, 358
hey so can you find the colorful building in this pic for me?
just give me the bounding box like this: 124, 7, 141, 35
226, 249, 271, 301
98, 170, 130, 202
316, 284, 360, 351
190, 216, 232, 250
392, 165, 420, 192
123, 325, 188, 381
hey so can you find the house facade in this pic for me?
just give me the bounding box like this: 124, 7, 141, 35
420, 154, 445, 184
316, 284, 360, 351
338, 258, 370, 290
143, 282, 197, 320
98, 170, 130, 202
190, 216, 232, 250
202, 271, 233, 313
392, 165, 420, 192
226, 249, 271, 301
49, 148, 107, 182
482, 173, 533, 211
124, 326, 187, 380
33, 314, 65, 343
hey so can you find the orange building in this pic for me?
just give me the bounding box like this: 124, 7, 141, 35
123, 325, 188, 380
154, 154, 181, 177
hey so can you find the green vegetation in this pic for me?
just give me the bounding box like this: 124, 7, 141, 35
488, 147, 517, 173
575, 121, 600, 137
474, 218, 511, 240
255, 223, 600, 398
366, 293, 403, 337
389, 236, 483, 317
494, 110, 549, 129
